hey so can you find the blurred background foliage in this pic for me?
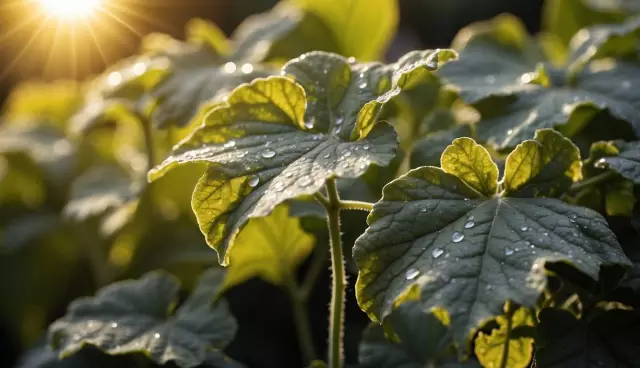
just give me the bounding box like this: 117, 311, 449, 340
1, 0, 636, 367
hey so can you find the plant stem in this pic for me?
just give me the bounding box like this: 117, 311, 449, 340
139, 113, 156, 172
569, 171, 616, 193
340, 200, 374, 211
323, 178, 346, 368
499, 301, 515, 368
300, 244, 328, 300
284, 276, 317, 364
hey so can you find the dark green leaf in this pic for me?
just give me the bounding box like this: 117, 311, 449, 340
49, 268, 237, 368
149, 49, 453, 265
438, 15, 640, 149
536, 308, 640, 367
597, 140, 640, 183
353, 130, 631, 351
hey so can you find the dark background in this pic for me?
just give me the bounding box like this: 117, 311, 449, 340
0, 0, 543, 367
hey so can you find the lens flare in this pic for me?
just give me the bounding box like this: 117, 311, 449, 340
37, 0, 103, 19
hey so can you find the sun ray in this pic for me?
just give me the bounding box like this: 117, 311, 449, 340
85, 22, 108, 71
43, 21, 62, 76
108, 2, 176, 34
0, 19, 49, 80
100, 8, 144, 38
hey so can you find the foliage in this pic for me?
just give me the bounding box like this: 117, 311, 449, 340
2, 0, 640, 368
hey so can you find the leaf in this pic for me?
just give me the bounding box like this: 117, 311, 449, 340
148, 7, 302, 129
474, 306, 534, 368
149, 49, 453, 265
15, 345, 135, 368
536, 308, 640, 367
289, 0, 398, 60
441, 137, 499, 197
410, 125, 472, 168
0, 152, 46, 207
223, 204, 314, 289
438, 15, 640, 149
0, 213, 60, 253
49, 268, 237, 368
596, 140, 640, 183
63, 166, 141, 222
359, 301, 480, 368
573, 141, 636, 216
568, 16, 640, 68
0, 124, 76, 185
352, 129, 631, 352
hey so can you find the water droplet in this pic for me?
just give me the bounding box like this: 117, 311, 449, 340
432, 247, 444, 258
543, 232, 549, 236
520, 72, 535, 83
323, 153, 331, 159
520, 225, 528, 231
405, 268, 420, 280
343, 151, 352, 157
241, 63, 253, 74
485, 75, 496, 84
452, 232, 464, 243
274, 181, 285, 192
261, 148, 276, 158
248, 175, 260, 187
420, 207, 427, 213
359, 81, 368, 88
224, 140, 236, 148
504, 247, 514, 256
570, 214, 577, 221
132, 62, 146, 76
285, 171, 293, 178
532, 250, 536, 254
298, 177, 312, 187
223, 62, 237, 73
304, 119, 315, 129
335, 116, 344, 125
363, 144, 370, 150
467, 215, 475, 221
111, 322, 118, 328
154, 333, 160, 339
464, 221, 475, 229
507, 129, 513, 135
529, 243, 535, 248
107, 72, 122, 86
622, 81, 631, 89
485, 284, 493, 291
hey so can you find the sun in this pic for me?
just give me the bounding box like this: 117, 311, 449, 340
37, 0, 103, 20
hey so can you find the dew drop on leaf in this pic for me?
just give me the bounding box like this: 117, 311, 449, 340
363, 144, 370, 150
420, 207, 427, 213
432, 247, 444, 258
304, 118, 315, 129
284, 171, 293, 178
405, 268, 420, 280
107, 72, 122, 86
223, 62, 236, 73
248, 175, 260, 187
464, 221, 475, 229
298, 177, 312, 187
274, 181, 284, 192
343, 150, 351, 157
358, 81, 368, 88
467, 215, 474, 221
521, 225, 528, 231
261, 148, 276, 158
224, 140, 236, 148
452, 232, 464, 243
484, 75, 496, 84
111, 322, 118, 328
335, 116, 344, 126
507, 129, 513, 135
241, 63, 253, 74
154, 333, 160, 339
504, 247, 514, 256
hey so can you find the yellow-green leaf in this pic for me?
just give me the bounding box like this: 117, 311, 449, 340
474, 307, 534, 368
441, 137, 498, 197
224, 205, 314, 289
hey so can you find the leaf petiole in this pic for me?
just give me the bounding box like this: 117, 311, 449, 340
499, 301, 515, 368
340, 200, 374, 211
569, 171, 617, 193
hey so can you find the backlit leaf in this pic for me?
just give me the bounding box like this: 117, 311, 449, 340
223, 204, 314, 289
474, 306, 534, 368
353, 130, 630, 352
438, 15, 640, 149
49, 268, 237, 368
149, 49, 453, 265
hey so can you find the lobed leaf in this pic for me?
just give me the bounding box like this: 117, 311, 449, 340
149, 49, 453, 265
48, 268, 237, 368
353, 129, 631, 352
438, 15, 640, 149
597, 140, 640, 183
474, 307, 534, 368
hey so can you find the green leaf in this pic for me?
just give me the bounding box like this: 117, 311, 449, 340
63, 166, 141, 222
49, 268, 237, 368
438, 15, 640, 150
597, 140, 640, 183
223, 204, 314, 289
359, 301, 480, 368
474, 306, 534, 368
0, 152, 46, 207
149, 49, 452, 265
148, 7, 302, 129
441, 137, 498, 197
353, 130, 631, 352
410, 125, 472, 168
568, 16, 640, 68
289, 0, 398, 60
0, 213, 60, 253
536, 308, 640, 367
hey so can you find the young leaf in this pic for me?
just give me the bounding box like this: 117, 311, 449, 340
223, 204, 314, 289
438, 15, 640, 149
596, 140, 640, 183
474, 307, 534, 368
149, 49, 453, 265
147, 8, 302, 129
410, 125, 473, 168
536, 308, 640, 367
353, 129, 631, 352
289, 0, 398, 60
49, 268, 237, 368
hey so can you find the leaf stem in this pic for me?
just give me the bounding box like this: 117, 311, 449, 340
339, 200, 374, 212
139, 113, 156, 172
499, 301, 514, 368
569, 171, 617, 193
323, 178, 346, 368
284, 276, 317, 364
